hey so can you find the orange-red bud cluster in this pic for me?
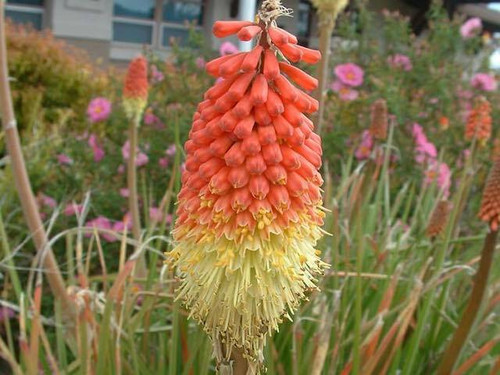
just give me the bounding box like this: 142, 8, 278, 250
123, 55, 149, 121
465, 96, 492, 144
123, 56, 148, 101
369, 99, 388, 140
176, 20, 324, 241
479, 158, 500, 230
427, 200, 452, 238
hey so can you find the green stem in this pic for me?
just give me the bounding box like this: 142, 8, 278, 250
437, 229, 498, 375
127, 119, 146, 275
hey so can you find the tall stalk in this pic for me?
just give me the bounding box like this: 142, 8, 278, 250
312, 0, 349, 134
437, 230, 497, 374
0, 3, 76, 319
122, 56, 149, 276
127, 119, 141, 245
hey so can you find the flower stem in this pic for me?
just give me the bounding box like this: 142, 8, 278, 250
315, 12, 334, 135
0, 3, 76, 319
127, 119, 146, 274
437, 229, 498, 375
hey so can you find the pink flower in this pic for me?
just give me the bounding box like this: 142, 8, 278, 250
136, 152, 149, 167
120, 188, 130, 198
425, 161, 451, 198
355, 130, 373, 160
122, 140, 131, 160
39, 194, 57, 209
387, 54, 413, 71
334, 63, 364, 87
149, 207, 164, 223
166, 144, 177, 157
196, 57, 206, 69
158, 157, 169, 168
412, 123, 437, 164
0, 307, 15, 322
88, 134, 105, 162
122, 141, 148, 167
87, 97, 112, 123
86, 216, 116, 242
331, 80, 359, 101
64, 203, 83, 216
57, 153, 73, 165
470, 73, 498, 92
117, 164, 125, 174
113, 213, 133, 233
165, 214, 173, 225
460, 17, 482, 39
150, 65, 164, 84
219, 41, 239, 56
144, 111, 159, 126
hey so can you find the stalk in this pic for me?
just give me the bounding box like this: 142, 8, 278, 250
436, 229, 498, 375
315, 13, 334, 134
312, 0, 349, 134
0, 3, 76, 320
127, 119, 142, 245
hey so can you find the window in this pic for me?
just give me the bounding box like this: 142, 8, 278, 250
5, 0, 44, 30
112, 0, 204, 48
297, 0, 312, 40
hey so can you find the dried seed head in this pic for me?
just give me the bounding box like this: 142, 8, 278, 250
369, 99, 388, 140
426, 200, 452, 238
479, 158, 500, 230
258, 0, 293, 24
465, 96, 492, 145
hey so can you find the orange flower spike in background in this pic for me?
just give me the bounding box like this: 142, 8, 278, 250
465, 96, 492, 146
167, 0, 328, 371
369, 98, 388, 140
122, 55, 149, 123
479, 157, 500, 230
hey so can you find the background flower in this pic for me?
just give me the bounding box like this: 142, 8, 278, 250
334, 63, 364, 87
87, 97, 112, 123
460, 17, 482, 39
471, 73, 498, 92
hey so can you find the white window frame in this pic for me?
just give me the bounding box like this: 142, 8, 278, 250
112, 0, 204, 50
5, 2, 45, 29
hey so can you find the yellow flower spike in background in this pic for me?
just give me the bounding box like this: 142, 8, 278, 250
166, 0, 329, 372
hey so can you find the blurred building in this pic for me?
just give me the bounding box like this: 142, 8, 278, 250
4, 0, 500, 64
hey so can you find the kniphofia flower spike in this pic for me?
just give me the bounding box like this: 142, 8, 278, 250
168, 0, 328, 370
123, 56, 148, 123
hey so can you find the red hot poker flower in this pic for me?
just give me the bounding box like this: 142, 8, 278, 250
168, 0, 327, 369
123, 55, 148, 122
465, 96, 492, 145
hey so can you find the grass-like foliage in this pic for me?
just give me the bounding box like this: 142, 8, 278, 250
0, 2, 499, 374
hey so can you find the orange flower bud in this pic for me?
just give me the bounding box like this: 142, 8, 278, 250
123, 55, 148, 122
213, 20, 254, 38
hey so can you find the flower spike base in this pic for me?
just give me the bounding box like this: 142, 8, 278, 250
167, 1, 329, 372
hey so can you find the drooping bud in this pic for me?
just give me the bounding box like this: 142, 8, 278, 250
479, 158, 500, 230
123, 56, 149, 123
